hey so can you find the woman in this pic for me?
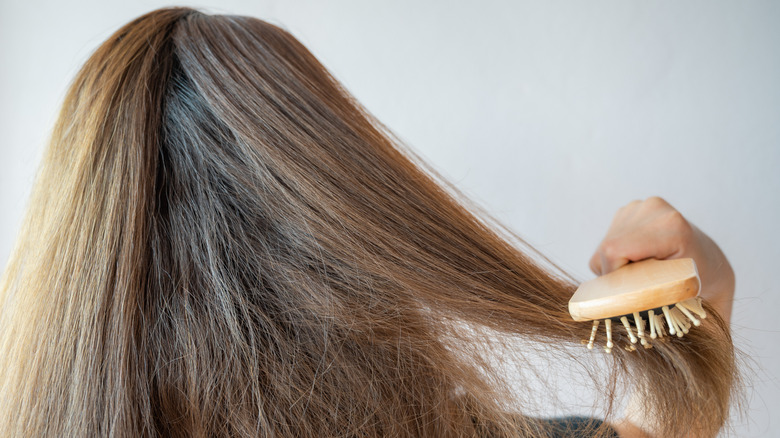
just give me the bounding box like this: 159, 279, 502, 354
0, 8, 737, 437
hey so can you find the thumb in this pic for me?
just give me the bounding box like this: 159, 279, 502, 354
593, 239, 632, 275
589, 248, 630, 275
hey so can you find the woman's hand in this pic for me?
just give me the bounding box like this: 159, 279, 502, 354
588, 196, 735, 323
594, 197, 736, 438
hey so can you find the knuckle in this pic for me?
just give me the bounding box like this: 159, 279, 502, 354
600, 238, 620, 259
617, 199, 641, 214
644, 196, 669, 208
664, 210, 693, 236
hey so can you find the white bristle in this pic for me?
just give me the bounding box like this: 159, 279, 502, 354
679, 297, 707, 319
604, 319, 613, 353
587, 320, 599, 349
676, 302, 701, 326
662, 306, 676, 336
620, 316, 638, 344
668, 311, 680, 337
671, 307, 690, 334
633, 311, 648, 346
654, 314, 666, 338
671, 309, 685, 337
648, 310, 657, 339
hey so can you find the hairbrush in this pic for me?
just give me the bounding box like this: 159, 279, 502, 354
568, 258, 707, 353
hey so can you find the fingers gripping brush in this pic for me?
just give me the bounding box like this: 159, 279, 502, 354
568, 258, 707, 353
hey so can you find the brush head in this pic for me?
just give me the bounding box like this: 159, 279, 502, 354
570, 258, 705, 352
569, 258, 700, 322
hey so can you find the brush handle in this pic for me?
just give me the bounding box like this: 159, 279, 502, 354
569, 258, 700, 322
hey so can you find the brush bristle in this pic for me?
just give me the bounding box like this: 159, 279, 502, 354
583, 297, 706, 353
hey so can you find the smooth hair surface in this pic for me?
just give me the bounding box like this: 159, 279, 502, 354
0, 8, 738, 437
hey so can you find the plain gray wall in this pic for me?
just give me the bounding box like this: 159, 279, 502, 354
1, 1, 778, 436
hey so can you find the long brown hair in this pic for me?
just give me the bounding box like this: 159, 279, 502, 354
0, 8, 737, 437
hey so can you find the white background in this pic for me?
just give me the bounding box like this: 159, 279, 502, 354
1, 1, 778, 436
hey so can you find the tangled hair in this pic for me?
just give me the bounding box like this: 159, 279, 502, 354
0, 8, 738, 437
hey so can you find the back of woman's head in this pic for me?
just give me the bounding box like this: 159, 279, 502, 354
0, 8, 737, 437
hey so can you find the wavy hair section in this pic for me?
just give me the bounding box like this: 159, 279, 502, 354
0, 8, 738, 437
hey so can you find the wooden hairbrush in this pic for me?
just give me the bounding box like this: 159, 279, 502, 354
569, 258, 707, 353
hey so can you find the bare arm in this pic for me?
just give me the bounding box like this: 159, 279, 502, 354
588, 196, 735, 324
588, 197, 736, 437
